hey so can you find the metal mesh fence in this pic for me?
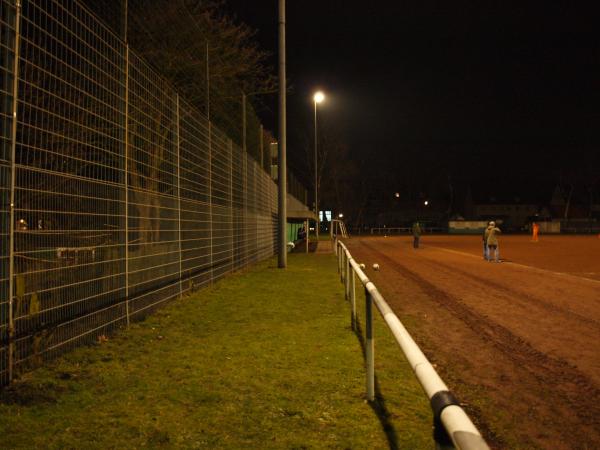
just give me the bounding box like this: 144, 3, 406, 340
0, 0, 283, 386
0, 0, 18, 386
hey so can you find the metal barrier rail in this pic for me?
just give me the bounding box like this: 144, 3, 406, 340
335, 239, 490, 450
330, 219, 349, 239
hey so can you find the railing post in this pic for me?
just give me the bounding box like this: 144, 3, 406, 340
434, 421, 456, 450
345, 253, 350, 300
350, 268, 356, 331
365, 286, 375, 401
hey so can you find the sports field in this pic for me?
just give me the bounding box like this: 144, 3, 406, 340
345, 235, 600, 450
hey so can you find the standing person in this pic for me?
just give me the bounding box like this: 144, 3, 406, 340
297, 225, 306, 241
412, 221, 422, 249
482, 223, 491, 260
486, 221, 502, 262
532, 222, 539, 242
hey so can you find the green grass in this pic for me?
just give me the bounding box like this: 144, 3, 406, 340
0, 254, 431, 449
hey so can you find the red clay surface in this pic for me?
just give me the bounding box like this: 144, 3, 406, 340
346, 235, 600, 450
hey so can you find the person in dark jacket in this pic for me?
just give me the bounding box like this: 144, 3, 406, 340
412, 221, 422, 249
297, 226, 306, 241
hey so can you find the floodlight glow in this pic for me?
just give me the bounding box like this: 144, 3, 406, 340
395, 192, 400, 198
424, 200, 429, 206
313, 91, 325, 103
338, 213, 344, 218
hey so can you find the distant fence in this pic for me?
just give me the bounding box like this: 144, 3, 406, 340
371, 222, 599, 235
370, 227, 445, 235
0, 0, 294, 386
560, 220, 600, 234
335, 240, 490, 450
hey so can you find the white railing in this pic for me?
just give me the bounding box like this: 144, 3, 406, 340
330, 219, 349, 239
335, 239, 490, 450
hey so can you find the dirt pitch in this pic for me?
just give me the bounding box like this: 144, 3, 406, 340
346, 235, 600, 450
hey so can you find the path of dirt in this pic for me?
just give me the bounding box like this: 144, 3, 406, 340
346, 235, 600, 450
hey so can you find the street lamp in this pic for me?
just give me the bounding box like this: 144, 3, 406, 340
278, 0, 287, 268
313, 91, 325, 240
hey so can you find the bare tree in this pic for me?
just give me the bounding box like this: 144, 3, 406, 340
127, 0, 276, 146
303, 118, 364, 225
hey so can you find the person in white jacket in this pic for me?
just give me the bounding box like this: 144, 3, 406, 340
486, 222, 502, 262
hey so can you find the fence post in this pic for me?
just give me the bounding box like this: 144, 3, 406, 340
205, 41, 210, 120
365, 286, 375, 401
259, 124, 264, 170
242, 92, 246, 155
241, 93, 247, 266
176, 94, 182, 297
229, 139, 234, 272
124, 44, 130, 326
243, 147, 248, 265
208, 121, 213, 283
255, 160, 258, 262
7, 0, 23, 383
121, 0, 128, 42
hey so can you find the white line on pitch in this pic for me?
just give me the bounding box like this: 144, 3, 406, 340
431, 246, 600, 285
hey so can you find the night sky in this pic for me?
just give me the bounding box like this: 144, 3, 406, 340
224, 1, 599, 212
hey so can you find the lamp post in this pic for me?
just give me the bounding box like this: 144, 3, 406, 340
278, 0, 287, 268
313, 91, 324, 240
